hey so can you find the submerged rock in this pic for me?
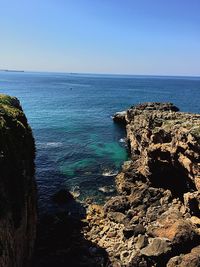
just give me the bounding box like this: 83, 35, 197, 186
52, 189, 74, 204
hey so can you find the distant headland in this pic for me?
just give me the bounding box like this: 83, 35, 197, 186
0, 69, 25, 73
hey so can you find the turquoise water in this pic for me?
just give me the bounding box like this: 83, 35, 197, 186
0, 72, 200, 212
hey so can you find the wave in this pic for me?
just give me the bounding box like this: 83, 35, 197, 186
98, 186, 115, 194
36, 142, 63, 148
119, 138, 126, 143
70, 186, 81, 198
46, 142, 63, 147
102, 169, 118, 177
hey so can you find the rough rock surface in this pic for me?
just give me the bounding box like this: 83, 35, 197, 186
84, 103, 200, 266
0, 94, 36, 267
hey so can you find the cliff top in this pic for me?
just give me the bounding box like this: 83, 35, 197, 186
130, 102, 179, 112
114, 102, 200, 139
0, 94, 28, 128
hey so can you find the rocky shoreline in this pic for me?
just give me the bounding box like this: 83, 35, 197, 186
83, 103, 200, 266
2, 97, 199, 266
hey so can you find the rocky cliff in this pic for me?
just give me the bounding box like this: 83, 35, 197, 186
84, 103, 200, 266
0, 94, 36, 267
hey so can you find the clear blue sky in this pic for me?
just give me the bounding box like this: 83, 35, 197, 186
1, 0, 200, 75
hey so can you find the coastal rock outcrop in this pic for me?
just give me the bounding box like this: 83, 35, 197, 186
84, 103, 200, 266
0, 94, 36, 267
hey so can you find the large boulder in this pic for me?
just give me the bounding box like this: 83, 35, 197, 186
141, 238, 172, 257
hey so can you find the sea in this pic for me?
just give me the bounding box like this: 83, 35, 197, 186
0, 71, 200, 214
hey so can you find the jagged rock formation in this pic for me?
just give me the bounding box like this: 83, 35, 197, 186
0, 94, 36, 267
84, 103, 200, 266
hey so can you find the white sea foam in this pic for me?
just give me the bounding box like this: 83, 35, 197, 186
102, 169, 118, 177
98, 186, 115, 193
36, 142, 63, 148
70, 186, 81, 198
46, 142, 63, 147
119, 138, 126, 143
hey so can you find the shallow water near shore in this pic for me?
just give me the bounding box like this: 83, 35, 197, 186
0, 71, 200, 213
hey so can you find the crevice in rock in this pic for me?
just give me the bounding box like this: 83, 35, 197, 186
188, 197, 200, 217
149, 167, 195, 200
148, 152, 196, 200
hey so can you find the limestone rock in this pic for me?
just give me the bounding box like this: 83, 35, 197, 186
107, 211, 126, 223
104, 195, 129, 213
184, 191, 200, 216
148, 209, 199, 246
135, 235, 148, 250
83, 103, 200, 266
141, 238, 171, 257
167, 245, 200, 267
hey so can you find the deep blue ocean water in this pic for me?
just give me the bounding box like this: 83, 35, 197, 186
0, 71, 200, 213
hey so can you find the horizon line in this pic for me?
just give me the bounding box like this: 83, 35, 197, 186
0, 68, 200, 78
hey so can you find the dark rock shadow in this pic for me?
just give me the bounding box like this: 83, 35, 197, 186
148, 149, 196, 200
33, 195, 111, 267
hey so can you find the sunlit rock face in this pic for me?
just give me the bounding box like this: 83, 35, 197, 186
0, 94, 37, 267
85, 103, 200, 266
122, 102, 200, 195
